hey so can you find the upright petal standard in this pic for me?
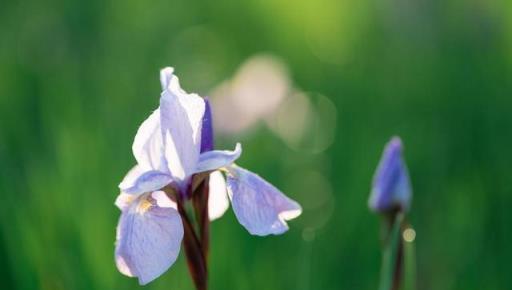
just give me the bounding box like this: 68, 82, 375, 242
160, 80, 205, 183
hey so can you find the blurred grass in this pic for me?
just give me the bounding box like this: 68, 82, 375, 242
1, 0, 512, 290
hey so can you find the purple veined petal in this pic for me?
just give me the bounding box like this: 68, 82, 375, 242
132, 109, 167, 172
119, 168, 173, 195
195, 143, 242, 173
208, 171, 229, 221
226, 165, 302, 236
160, 73, 205, 181
200, 98, 214, 153
368, 136, 412, 213
160, 67, 175, 91
115, 193, 184, 285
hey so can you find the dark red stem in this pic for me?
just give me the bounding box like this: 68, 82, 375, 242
382, 210, 405, 290
192, 178, 210, 259
171, 177, 210, 290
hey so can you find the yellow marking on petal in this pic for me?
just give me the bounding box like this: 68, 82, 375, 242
136, 198, 153, 214
124, 195, 136, 204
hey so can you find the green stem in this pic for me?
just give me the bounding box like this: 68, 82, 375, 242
403, 227, 416, 290
378, 214, 403, 290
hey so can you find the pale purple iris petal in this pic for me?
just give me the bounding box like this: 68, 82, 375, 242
226, 166, 302, 236
115, 193, 136, 211
119, 170, 173, 195
160, 74, 205, 181
160, 67, 174, 91
115, 191, 175, 213
118, 165, 144, 190
195, 143, 242, 173
368, 136, 412, 212
132, 109, 166, 172
200, 98, 214, 153
208, 171, 229, 221
115, 194, 184, 285
151, 191, 177, 209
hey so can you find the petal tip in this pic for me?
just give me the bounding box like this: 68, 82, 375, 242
160, 67, 175, 90
115, 253, 135, 278
387, 137, 404, 156
279, 206, 302, 221
234, 142, 242, 153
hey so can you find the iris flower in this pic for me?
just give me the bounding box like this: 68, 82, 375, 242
114, 67, 302, 285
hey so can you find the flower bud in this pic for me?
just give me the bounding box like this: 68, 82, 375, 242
368, 137, 412, 213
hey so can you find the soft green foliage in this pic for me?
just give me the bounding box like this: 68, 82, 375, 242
0, 0, 511, 290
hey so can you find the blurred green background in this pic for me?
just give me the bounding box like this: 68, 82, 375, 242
1, 0, 511, 289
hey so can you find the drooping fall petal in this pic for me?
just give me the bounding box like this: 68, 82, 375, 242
226, 165, 302, 236
115, 194, 184, 285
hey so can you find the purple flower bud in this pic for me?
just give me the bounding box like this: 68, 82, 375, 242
200, 98, 214, 153
368, 137, 412, 213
